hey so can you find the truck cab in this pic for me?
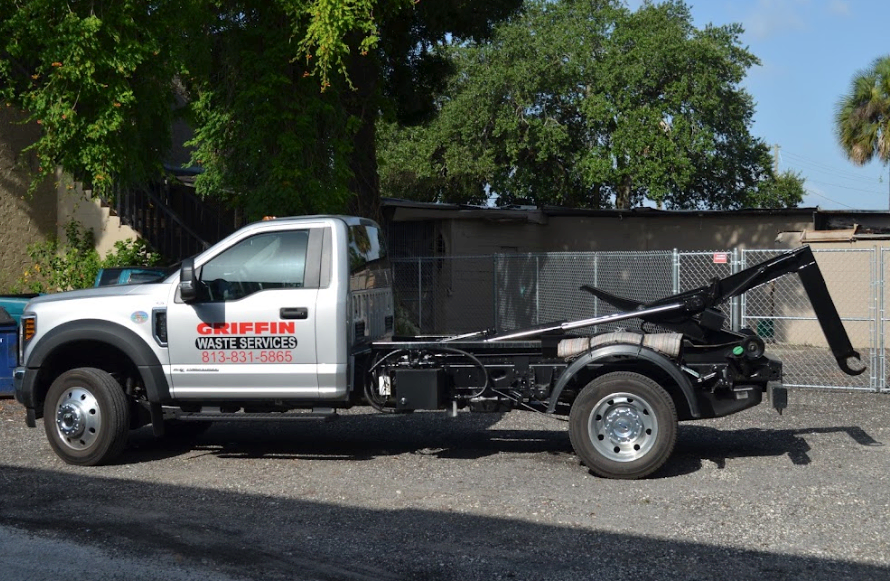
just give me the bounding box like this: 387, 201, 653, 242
169, 215, 392, 400
14, 216, 393, 465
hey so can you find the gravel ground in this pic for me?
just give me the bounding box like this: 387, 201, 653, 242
0, 389, 888, 580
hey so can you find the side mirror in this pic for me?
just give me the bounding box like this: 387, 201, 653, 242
179, 258, 198, 303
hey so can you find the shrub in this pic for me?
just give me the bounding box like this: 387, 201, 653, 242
16, 221, 161, 293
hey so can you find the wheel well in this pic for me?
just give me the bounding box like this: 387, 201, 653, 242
562, 361, 696, 421
31, 340, 139, 418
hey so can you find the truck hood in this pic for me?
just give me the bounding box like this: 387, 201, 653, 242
26, 283, 171, 306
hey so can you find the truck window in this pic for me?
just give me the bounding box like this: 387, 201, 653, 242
349, 224, 390, 291
200, 230, 309, 301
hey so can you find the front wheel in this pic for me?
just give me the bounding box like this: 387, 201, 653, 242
569, 372, 677, 479
43, 368, 130, 466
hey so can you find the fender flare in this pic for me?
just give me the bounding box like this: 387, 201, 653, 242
546, 343, 700, 418
25, 319, 170, 404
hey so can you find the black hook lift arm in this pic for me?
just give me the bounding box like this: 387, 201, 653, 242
582, 246, 865, 376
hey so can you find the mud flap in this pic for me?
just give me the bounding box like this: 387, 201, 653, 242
769, 382, 788, 415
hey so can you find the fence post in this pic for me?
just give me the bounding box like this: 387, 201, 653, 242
535, 255, 540, 326
877, 248, 884, 392
493, 255, 499, 333
672, 249, 680, 295
593, 253, 599, 319
740, 249, 748, 334
731, 248, 741, 332
417, 257, 423, 333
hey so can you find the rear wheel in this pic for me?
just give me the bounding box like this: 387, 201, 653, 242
43, 368, 130, 466
569, 371, 677, 479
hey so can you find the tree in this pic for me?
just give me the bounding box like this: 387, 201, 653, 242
378, 0, 782, 210
184, 2, 358, 218
0, 0, 521, 221
330, 0, 523, 218
0, 1, 189, 191
836, 55, 890, 167
743, 170, 805, 209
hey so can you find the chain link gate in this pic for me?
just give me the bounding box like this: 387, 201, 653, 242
742, 249, 876, 391
494, 251, 676, 335
391, 256, 497, 335
392, 248, 881, 391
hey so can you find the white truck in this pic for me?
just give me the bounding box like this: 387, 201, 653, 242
13, 215, 865, 479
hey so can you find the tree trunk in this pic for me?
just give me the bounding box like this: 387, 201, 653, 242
341, 43, 381, 222
615, 174, 632, 209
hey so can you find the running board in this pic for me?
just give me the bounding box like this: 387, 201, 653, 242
168, 407, 339, 422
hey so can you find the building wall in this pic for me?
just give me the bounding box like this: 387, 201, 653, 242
56, 180, 140, 259
0, 108, 58, 291
442, 213, 813, 255
1, 108, 141, 292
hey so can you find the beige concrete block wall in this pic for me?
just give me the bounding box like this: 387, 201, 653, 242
1, 107, 141, 292
0, 108, 58, 292
56, 178, 140, 259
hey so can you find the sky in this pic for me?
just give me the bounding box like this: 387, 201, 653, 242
670, 0, 890, 211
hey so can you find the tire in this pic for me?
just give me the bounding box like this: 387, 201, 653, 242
569, 371, 677, 479
43, 368, 130, 466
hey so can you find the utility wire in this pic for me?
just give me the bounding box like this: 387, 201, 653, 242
781, 150, 885, 187
782, 154, 884, 186
776, 148, 887, 208
805, 179, 886, 195
802, 188, 857, 210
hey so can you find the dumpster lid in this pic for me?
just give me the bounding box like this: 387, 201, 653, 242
0, 307, 15, 326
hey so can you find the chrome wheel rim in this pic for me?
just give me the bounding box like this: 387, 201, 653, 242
588, 392, 658, 462
54, 387, 102, 450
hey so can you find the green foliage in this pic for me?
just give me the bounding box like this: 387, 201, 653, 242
835, 55, 890, 166
283, 0, 404, 89
0, 0, 189, 195
743, 170, 805, 209
378, 0, 777, 210
0, 0, 519, 221
15, 221, 161, 293
184, 3, 355, 219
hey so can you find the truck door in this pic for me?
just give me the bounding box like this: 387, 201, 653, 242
165, 227, 324, 399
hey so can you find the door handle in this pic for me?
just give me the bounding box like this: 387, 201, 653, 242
280, 307, 309, 320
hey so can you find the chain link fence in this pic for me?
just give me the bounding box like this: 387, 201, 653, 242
742, 249, 876, 391
392, 256, 496, 336
394, 247, 882, 391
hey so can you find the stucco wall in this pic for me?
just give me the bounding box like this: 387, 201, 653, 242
0, 108, 58, 291
56, 180, 139, 259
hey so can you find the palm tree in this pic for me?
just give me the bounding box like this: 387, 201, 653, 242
836, 56, 890, 166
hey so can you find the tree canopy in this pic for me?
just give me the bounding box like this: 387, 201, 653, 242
379, 0, 801, 210
0, 0, 415, 217
1, 0, 799, 218
0, 0, 525, 220
836, 55, 890, 167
